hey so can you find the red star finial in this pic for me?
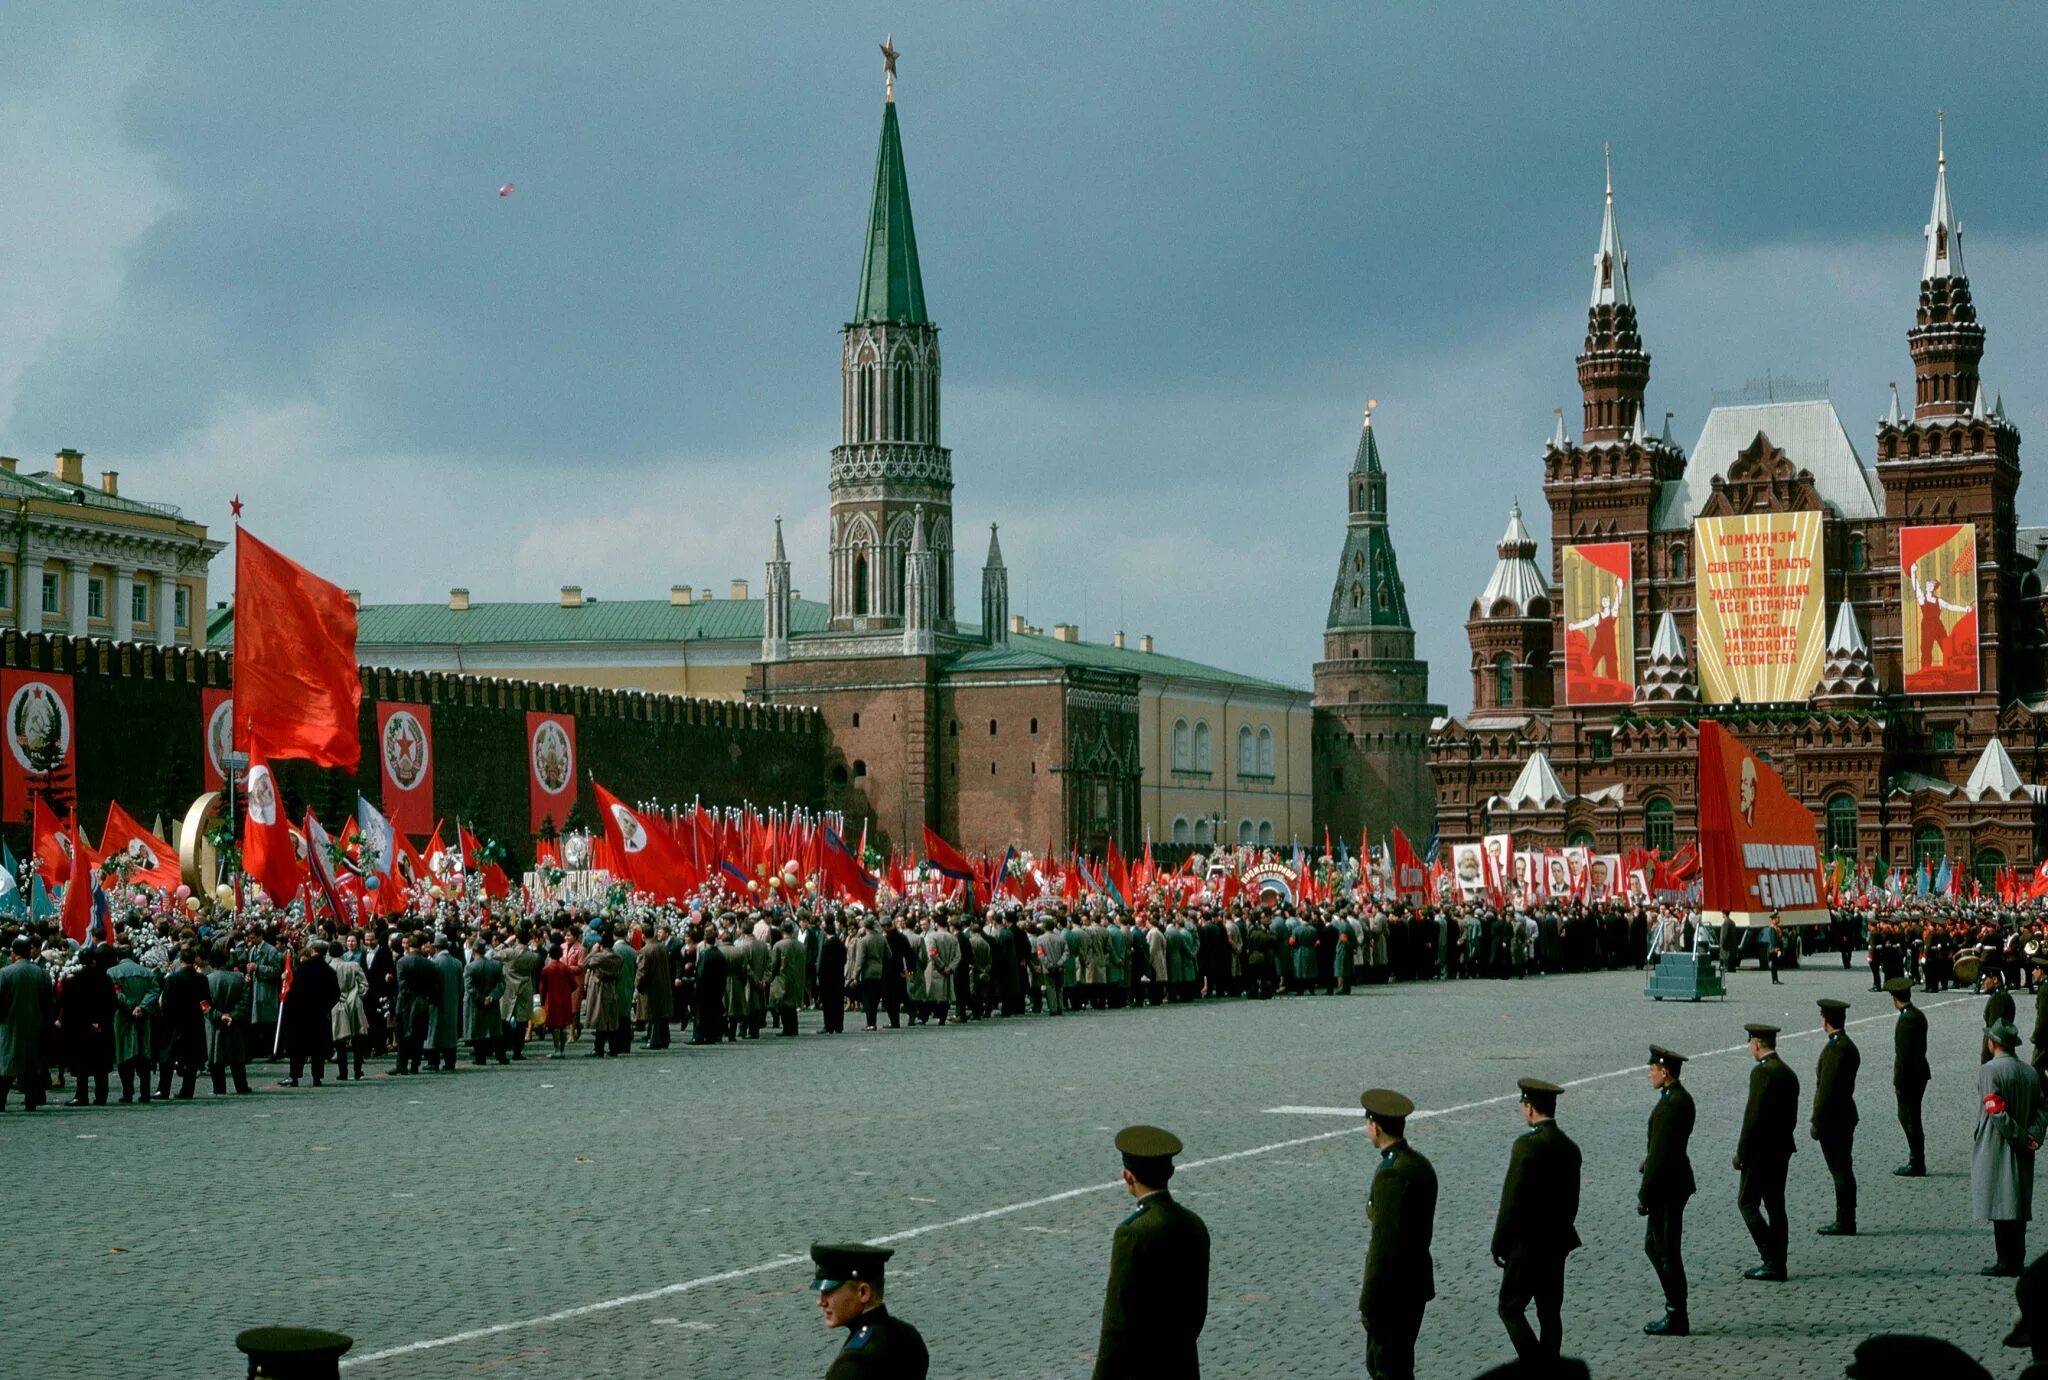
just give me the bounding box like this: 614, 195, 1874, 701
230, 495, 244, 520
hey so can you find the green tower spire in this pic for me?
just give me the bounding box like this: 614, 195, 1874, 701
853, 95, 927, 324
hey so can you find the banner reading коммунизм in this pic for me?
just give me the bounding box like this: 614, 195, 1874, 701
1691, 512, 1825, 705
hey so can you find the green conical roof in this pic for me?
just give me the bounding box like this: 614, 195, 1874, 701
854, 102, 927, 324
1350, 416, 1383, 476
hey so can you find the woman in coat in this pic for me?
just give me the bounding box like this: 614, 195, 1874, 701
537, 945, 577, 1055
329, 946, 369, 1081
58, 947, 116, 1106
579, 939, 622, 1056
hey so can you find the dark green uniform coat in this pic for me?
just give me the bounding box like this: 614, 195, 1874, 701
1361, 1139, 1436, 1379
1094, 1190, 1210, 1378
825, 1304, 928, 1379
1640, 1081, 1695, 1313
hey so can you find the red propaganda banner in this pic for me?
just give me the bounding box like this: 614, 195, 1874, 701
1, 669, 76, 822
1390, 827, 1429, 905
376, 702, 434, 837
1900, 522, 1979, 695
1561, 541, 1634, 704
202, 687, 234, 792
527, 711, 577, 834
1696, 719, 1826, 927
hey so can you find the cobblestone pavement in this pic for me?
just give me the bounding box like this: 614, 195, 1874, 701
5, 961, 2030, 1378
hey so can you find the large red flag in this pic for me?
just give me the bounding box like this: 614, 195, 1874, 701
59, 823, 94, 943
593, 783, 700, 901
460, 824, 511, 899
99, 802, 182, 892
235, 527, 361, 769
33, 795, 73, 881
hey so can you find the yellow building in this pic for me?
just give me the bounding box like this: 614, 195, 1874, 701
329, 585, 1313, 848
0, 449, 217, 644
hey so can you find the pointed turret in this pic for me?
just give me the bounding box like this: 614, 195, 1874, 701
1549, 408, 1567, 451
1903, 114, 1986, 421
762, 515, 792, 663
1328, 404, 1414, 631
829, 42, 954, 634
1885, 381, 1902, 427
1575, 146, 1653, 444
981, 522, 1009, 646
1633, 611, 1699, 712
1473, 503, 1548, 620
854, 82, 927, 324
1923, 111, 1965, 282
1591, 144, 1632, 309
1813, 601, 1880, 705
1964, 736, 2024, 802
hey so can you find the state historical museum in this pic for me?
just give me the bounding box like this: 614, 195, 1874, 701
1429, 133, 2048, 879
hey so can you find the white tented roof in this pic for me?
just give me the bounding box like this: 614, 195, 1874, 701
1964, 736, 2024, 803
1653, 398, 1881, 529
1502, 751, 1568, 810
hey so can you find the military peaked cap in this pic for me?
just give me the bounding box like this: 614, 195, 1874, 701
1648, 1045, 1687, 1071
1359, 1089, 1415, 1121
810, 1243, 892, 1292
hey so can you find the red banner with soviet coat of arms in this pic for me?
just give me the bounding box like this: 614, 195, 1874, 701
526, 711, 577, 834
1561, 541, 1634, 704
1900, 523, 1979, 695
2, 669, 75, 822
376, 702, 434, 837
202, 687, 234, 792
1696, 719, 1826, 927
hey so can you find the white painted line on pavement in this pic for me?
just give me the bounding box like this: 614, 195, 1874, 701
340, 990, 1972, 1370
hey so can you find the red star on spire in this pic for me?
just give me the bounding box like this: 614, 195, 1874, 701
230, 495, 244, 520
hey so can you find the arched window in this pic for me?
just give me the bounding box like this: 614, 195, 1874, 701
1256, 726, 1274, 776
1825, 793, 1858, 856
1257, 819, 1275, 847
1494, 653, 1514, 707
1237, 818, 1255, 846
1353, 552, 1364, 573
1644, 797, 1675, 854
1238, 724, 1256, 777
1193, 721, 1211, 772
1847, 534, 1866, 572
852, 554, 869, 616
1376, 583, 1392, 611
1171, 816, 1191, 844
1171, 718, 1191, 771
1350, 584, 1363, 610
1975, 847, 2007, 890
1194, 817, 1213, 845
1670, 543, 1687, 580
1567, 829, 1596, 849
1912, 825, 1945, 869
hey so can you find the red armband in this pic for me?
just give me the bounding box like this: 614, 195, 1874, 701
1985, 1092, 2008, 1117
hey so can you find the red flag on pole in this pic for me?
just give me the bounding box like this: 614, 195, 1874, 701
59, 822, 94, 943
99, 802, 182, 892
241, 750, 303, 904
234, 527, 362, 769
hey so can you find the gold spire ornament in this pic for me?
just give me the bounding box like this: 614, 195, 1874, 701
881, 34, 899, 102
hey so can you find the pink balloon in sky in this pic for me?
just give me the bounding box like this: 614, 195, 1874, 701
498, 182, 514, 197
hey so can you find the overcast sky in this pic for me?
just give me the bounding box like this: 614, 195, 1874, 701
5, 4, 2048, 711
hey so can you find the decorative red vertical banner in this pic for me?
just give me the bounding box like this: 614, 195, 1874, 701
527, 711, 577, 834
1899, 523, 1979, 695
202, 687, 234, 792
376, 702, 435, 837
1, 669, 77, 822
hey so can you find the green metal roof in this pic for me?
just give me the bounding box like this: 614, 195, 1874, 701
950, 629, 1302, 693
210, 597, 831, 649
1350, 418, 1383, 477
853, 101, 927, 324
0, 466, 190, 522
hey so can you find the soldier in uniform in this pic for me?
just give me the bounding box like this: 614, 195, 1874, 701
1491, 1078, 1582, 1368
1736, 1022, 1799, 1281
1640, 1045, 1695, 1336
1888, 976, 1930, 1176
1358, 1089, 1436, 1380
1813, 997, 1861, 1236
1095, 1125, 1210, 1378
810, 1242, 927, 1378
1984, 962, 2018, 1064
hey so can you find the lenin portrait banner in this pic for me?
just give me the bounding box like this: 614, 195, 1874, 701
1692, 511, 1825, 704
1561, 541, 1634, 705
1696, 719, 1826, 927
1900, 522, 1979, 695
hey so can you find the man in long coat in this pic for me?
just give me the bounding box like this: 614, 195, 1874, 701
1359, 1089, 1436, 1380
637, 926, 673, 1048
330, 945, 369, 1080
1094, 1126, 1209, 1378
1736, 1022, 1799, 1281
464, 942, 507, 1065
1889, 976, 1932, 1175
494, 929, 542, 1058
1492, 1079, 1582, 1367
1975, 1018, 2048, 1276
58, 945, 115, 1105
427, 935, 465, 1071
246, 929, 285, 1060
108, 945, 159, 1102
202, 944, 252, 1095
157, 944, 210, 1100
1640, 1045, 1696, 1336
924, 922, 959, 1025
283, 941, 340, 1086
1812, 998, 1861, 1235
0, 934, 57, 1111
693, 931, 729, 1044
393, 933, 438, 1075
579, 937, 623, 1055
768, 921, 807, 1036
